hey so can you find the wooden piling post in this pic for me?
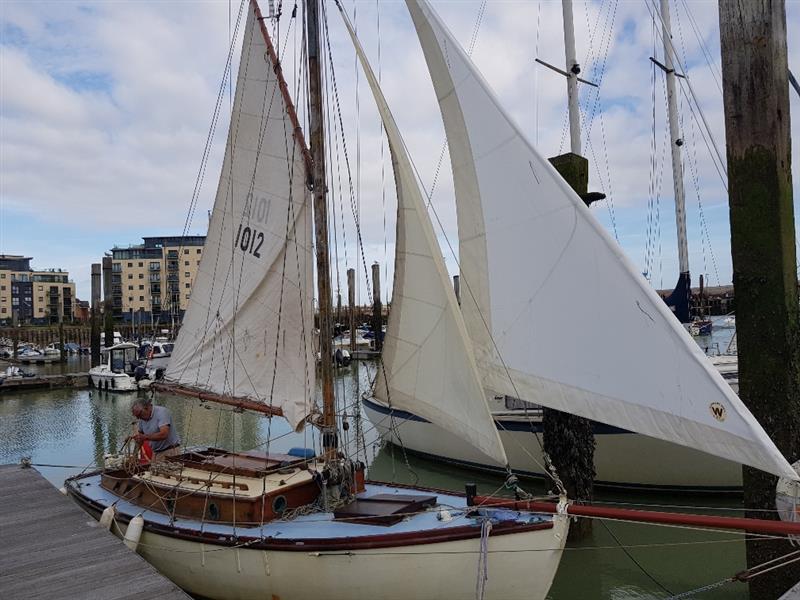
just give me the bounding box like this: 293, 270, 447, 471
543, 151, 596, 539
371, 263, 382, 353
102, 257, 114, 348
347, 268, 356, 354
719, 0, 800, 596
11, 328, 18, 359
58, 321, 65, 363
91, 264, 101, 366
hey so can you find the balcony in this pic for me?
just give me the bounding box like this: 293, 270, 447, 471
149, 273, 161, 283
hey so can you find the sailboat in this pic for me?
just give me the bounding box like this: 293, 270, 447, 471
65, 2, 569, 599
365, 0, 752, 493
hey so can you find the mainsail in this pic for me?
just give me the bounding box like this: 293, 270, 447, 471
338, 6, 507, 466
406, 0, 795, 479
166, 1, 314, 430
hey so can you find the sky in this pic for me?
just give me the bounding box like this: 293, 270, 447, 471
1, 0, 799, 304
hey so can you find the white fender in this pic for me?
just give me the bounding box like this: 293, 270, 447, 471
99, 505, 116, 531
123, 514, 144, 551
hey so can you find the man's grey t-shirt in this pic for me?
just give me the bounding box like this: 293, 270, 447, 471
138, 405, 181, 452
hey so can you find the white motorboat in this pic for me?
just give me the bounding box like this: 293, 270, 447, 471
139, 339, 173, 370
88, 342, 151, 392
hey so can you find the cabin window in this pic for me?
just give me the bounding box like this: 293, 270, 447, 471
208, 503, 220, 521
272, 495, 287, 515
504, 396, 540, 411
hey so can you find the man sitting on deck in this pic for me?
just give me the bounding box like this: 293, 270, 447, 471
129, 398, 181, 462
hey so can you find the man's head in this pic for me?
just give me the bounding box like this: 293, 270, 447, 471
132, 398, 153, 421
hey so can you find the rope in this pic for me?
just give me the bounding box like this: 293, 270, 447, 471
475, 518, 492, 600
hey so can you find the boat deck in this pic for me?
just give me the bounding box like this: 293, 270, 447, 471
0, 464, 190, 600
70, 474, 554, 542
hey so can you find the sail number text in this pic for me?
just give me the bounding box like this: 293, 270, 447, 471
235, 223, 264, 259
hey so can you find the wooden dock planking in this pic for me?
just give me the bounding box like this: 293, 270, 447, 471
0, 464, 190, 600
0, 373, 88, 393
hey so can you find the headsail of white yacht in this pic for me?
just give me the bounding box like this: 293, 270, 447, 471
406, 0, 795, 480
166, 4, 315, 430
338, 5, 507, 467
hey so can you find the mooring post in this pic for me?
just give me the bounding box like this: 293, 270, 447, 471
90, 263, 101, 367
11, 327, 18, 359
544, 151, 596, 539
58, 321, 65, 363
719, 0, 800, 596
347, 268, 356, 354
371, 262, 382, 353
102, 257, 114, 349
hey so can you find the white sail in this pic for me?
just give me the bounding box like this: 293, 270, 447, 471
338, 6, 507, 466
166, 2, 314, 430
406, 0, 796, 480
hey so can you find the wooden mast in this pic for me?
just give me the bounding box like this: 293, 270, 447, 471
306, 0, 337, 457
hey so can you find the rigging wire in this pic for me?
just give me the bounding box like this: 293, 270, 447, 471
673, 7, 721, 287
642, 0, 728, 189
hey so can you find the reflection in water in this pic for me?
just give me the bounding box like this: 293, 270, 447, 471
0, 361, 746, 599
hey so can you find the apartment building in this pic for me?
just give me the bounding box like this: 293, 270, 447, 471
0, 255, 76, 324
109, 236, 205, 323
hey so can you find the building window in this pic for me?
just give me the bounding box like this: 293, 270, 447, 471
138, 274, 143, 279
128, 262, 133, 267
128, 285, 133, 291
128, 297, 133, 303
0, 286, 4, 291
139, 296, 144, 301
184, 261, 189, 266
1, 308, 5, 313
184, 249, 189, 254
185, 294, 191, 299
184, 272, 190, 278
196, 249, 201, 254
128, 274, 133, 280
38, 286, 43, 291
0, 274, 4, 278
138, 262, 143, 267
38, 297, 43, 303
112, 263, 122, 273
196, 260, 201, 265
138, 285, 144, 290
185, 283, 190, 289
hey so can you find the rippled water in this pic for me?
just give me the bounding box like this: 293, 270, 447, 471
0, 323, 749, 599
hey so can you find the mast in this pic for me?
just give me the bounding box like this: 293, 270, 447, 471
561, 0, 581, 156
306, 0, 337, 456
659, 0, 690, 297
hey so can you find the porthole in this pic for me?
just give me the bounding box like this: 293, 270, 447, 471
208, 502, 220, 521
272, 495, 287, 515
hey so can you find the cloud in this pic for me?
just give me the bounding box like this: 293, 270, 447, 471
1, 0, 799, 301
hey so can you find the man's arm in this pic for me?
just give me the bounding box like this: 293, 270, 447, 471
133, 425, 170, 443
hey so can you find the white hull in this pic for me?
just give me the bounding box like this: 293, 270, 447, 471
88, 368, 149, 392
109, 515, 566, 600
364, 398, 743, 492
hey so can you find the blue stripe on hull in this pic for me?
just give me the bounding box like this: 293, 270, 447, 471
362, 397, 630, 435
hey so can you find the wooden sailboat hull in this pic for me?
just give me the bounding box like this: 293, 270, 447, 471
67, 474, 567, 600
364, 397, 744, 493
127, 521, 565, 600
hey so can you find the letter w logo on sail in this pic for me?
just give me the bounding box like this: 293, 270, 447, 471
709, 402, 727, 422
